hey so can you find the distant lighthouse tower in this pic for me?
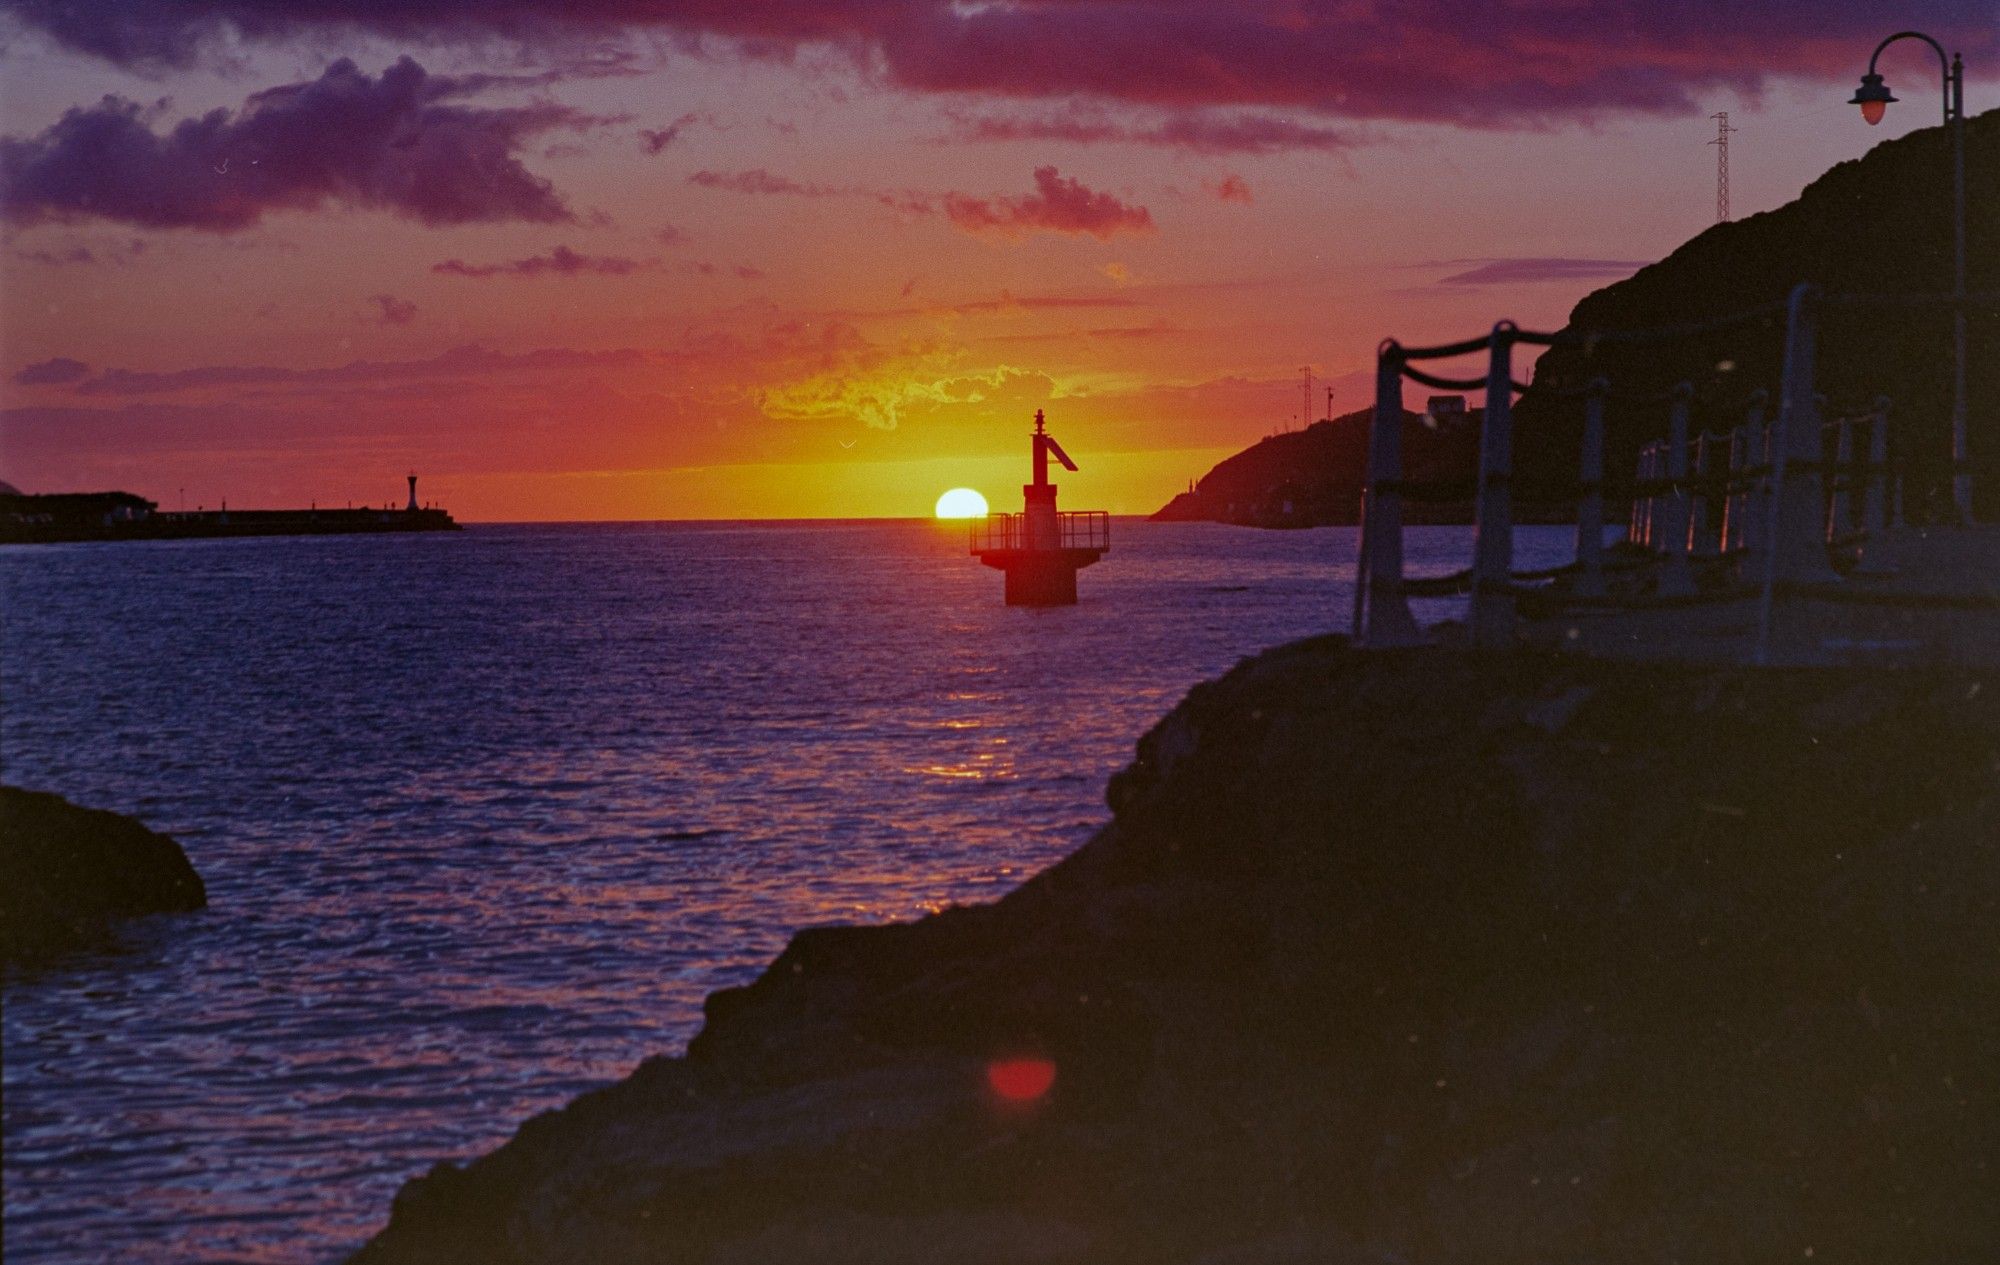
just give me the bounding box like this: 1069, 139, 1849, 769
970, 409, 1109, 605
406, 473, 419, 513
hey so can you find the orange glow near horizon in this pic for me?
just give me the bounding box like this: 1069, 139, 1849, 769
0, 29, 1921, 521
342, 447, 1242, 522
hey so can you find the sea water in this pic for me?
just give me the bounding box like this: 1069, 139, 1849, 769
1, 519, 1573, 1262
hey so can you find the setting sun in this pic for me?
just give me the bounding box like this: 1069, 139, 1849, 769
935, 488, 990, 519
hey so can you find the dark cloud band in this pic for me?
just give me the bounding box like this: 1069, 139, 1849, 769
1, 57, 588, 231
431, 245, 657, 278
3, 1, 1991, 125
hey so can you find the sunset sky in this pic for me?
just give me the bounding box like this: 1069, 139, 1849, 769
2, 2, 1993, 520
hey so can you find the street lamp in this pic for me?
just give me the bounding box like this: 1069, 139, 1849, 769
1850, 31, 1969, 520
1850, 74, 1895, 125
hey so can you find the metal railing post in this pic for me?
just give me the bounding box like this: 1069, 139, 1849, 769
1356, 341, 1420, 646
1891, 396, 1906, 528
1638, 444, 1658, 548
1628, 445, 1645, 545
1648, 443, 1664, 549
1756, 284, 1840, 664
1723, 424, 1748, 553
1735, 393, 1768, 559
1690, 429, 1715, 556
1470, 323, 1516, 648
1827, 416, 1855, 543
1766, 291, 1840, 589
1656, 383, 1697, 597
1855, 395, 1894, 576
1573, 378, 1608, 598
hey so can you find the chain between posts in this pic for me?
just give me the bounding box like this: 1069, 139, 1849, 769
1398, 362, 1532, 394
1391, 287, 1991, 361
1355, 280, 1966, 657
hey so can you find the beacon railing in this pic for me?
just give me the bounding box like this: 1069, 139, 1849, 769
1351, 283, 1992, 663
970, 511, 1110, 553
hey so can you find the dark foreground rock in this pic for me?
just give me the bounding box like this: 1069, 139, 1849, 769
355, 642, 1999, 1264
1, 786, 207, 964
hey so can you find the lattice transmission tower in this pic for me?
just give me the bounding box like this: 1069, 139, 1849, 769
1708, 111, 1738, 223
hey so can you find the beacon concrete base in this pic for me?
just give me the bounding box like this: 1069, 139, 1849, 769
977, 547, 1104, 605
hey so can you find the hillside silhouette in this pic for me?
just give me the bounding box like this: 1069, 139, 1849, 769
1519, 106, 1998, 520
1151, 401, 1486, 527
1159, 109, 1997, 524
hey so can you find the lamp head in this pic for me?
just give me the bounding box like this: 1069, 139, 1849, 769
1849, 73, 1896, 125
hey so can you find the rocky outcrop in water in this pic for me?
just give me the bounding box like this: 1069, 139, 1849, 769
1, 787, 207, 965
353, 642, 1999, 1264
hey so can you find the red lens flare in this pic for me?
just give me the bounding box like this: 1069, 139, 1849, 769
986, 1056, 1057, 1103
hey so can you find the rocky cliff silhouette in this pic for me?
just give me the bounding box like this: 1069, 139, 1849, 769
1158, 109, 1997, 526
1151, 403, 1481, 527
1518, 106, 1997, 521
1151, 399, 1586, 527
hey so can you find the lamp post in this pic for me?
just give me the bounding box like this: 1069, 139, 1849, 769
1850, 31, 1970, 521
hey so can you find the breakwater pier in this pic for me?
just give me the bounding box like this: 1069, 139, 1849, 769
0, 477, 459, 545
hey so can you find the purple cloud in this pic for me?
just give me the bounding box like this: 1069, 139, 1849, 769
430, 244, 655, 278
11, 244, 98, 265
368, 293, 419, 324
1207, 174, 1253, 204
941, 107, 1359, 155
942, 167, 1154, 241
640, 110, 708, 154
688, 168, 842, 196
12, 356, 91, 385
0, 57, 588, 232
937, 292, 1142, 315
8, 235, 152, 267
71, 344, 647, 396
6, 2, 1988, 127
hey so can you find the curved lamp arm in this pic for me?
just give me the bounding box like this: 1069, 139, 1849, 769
1866, 30, 1958, 123
1868, 30, 1948, 74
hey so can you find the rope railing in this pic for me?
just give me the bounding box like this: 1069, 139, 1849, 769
1553, 297, 1790, 349
1387, 331, 1507, 362
1370, 453, 1894, 508
1383, 287, 1994, 371
1397, 362, 1532, 394
1350, 282, 1972, 661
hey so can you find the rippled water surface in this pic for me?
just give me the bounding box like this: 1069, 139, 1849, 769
2, 520, 1572, 1262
